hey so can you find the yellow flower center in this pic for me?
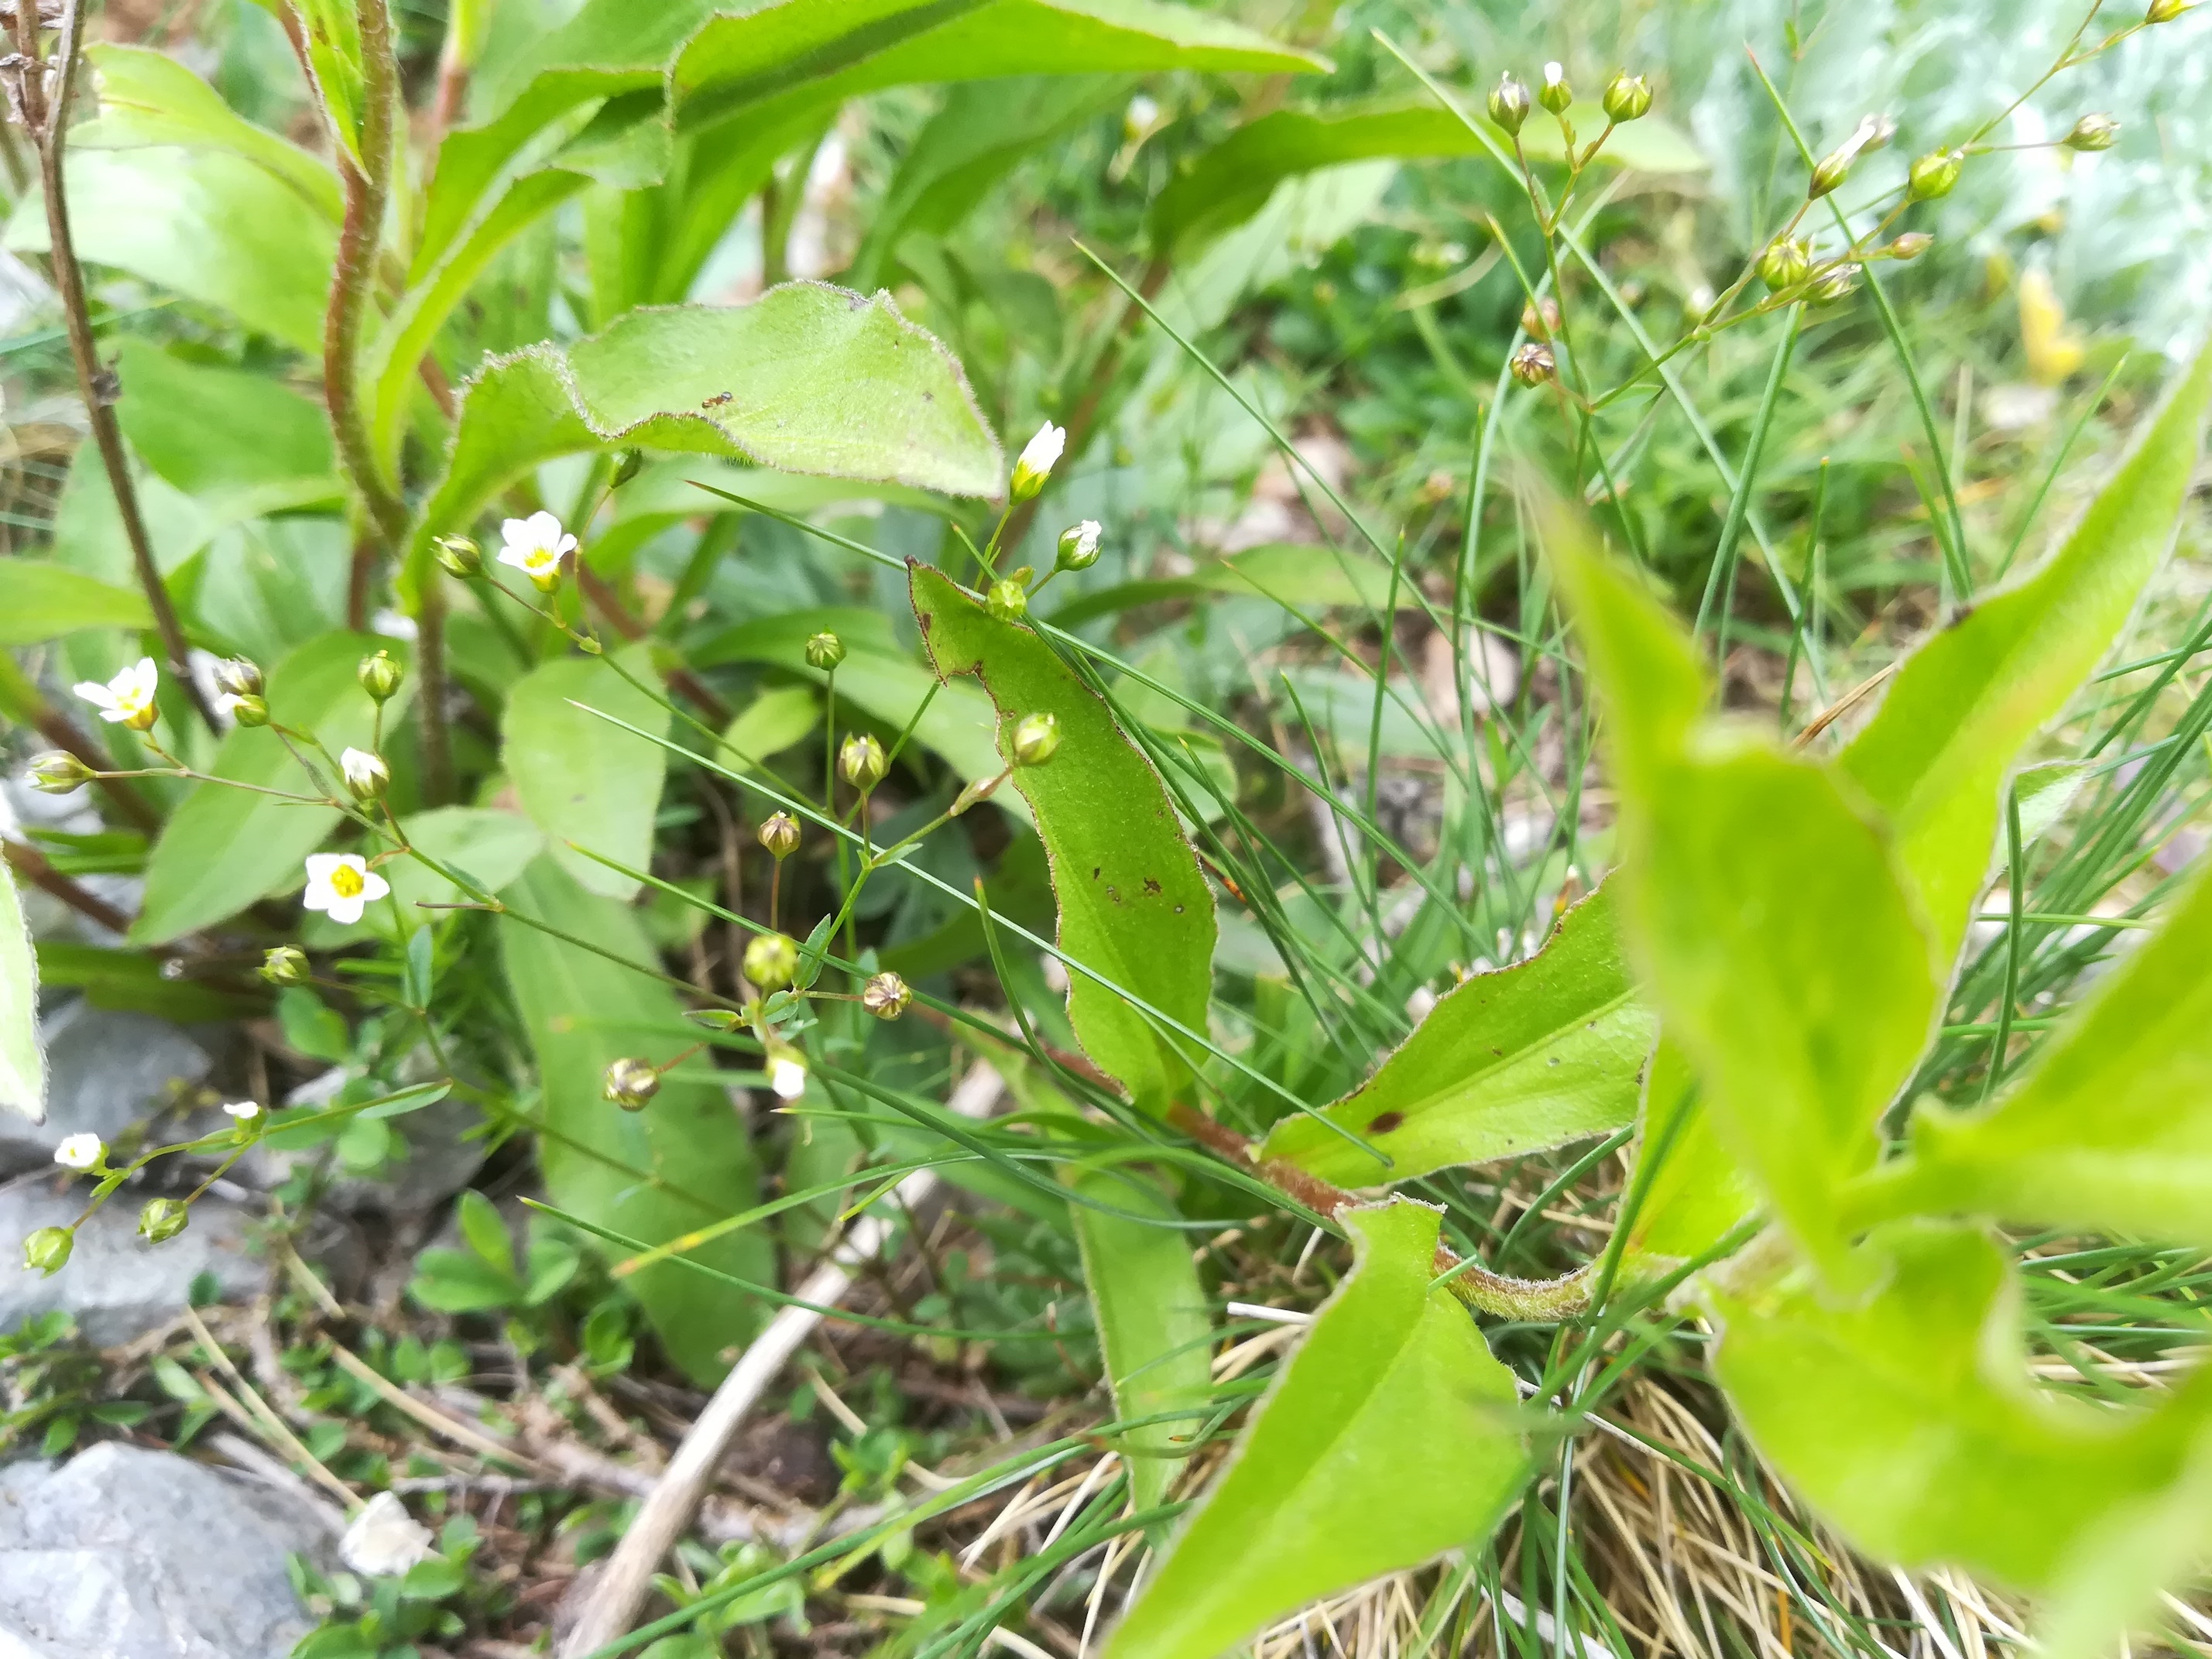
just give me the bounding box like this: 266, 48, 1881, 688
329, 865, 365, 900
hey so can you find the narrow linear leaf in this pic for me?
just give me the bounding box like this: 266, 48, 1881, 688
1262, 884, 1654, 1186
502, 644, 668, 902
1104, 1199, 1527, 1659
1047, 542, 1425, 631
911, 564, 1215, 1113
0, 860, 43, 1122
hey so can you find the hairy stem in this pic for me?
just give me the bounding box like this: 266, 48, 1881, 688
18, 0, 217, 732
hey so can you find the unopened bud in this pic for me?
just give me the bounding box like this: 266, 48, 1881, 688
340, 747, 389, 803
804, 631, 846, 671
23, 1225, 71, 1276
1509, 342, 1556, 386
687, 1007, 743, 1032
1537, 61, 1572, 115
744, 931, 799, 992
1758, 236, 1812, 291
1886, 231, 1934, 261
2147, 0, 2193, 21
1488, 74, 1531, 135
952, 773, 1004, 815
1056, 520, 1103, 572
602, 1057, 660, 1111
840, 733, 887, 790
227, 694, 269, 728
27, 752, 92, 794
358, 650, 403, 704
260, 944, 308, 985
1602, 71, 1651, 123
137, 1198, 188, 1244
1908, 149, 1963, 201
2063, 112, 2118, 153
1010, 422, 1065, 502
986, 578, 1030, 622
757, 812, 801, 859
1011, 711, 1061, 767
212, 657, 263, 698
1520, 296, 1561, 340
861, 971, 912, 1020
1809, 148, 1852, 198
432, 534, 482, 577
1807, 266, 1858, 306
612, 449, 646, 487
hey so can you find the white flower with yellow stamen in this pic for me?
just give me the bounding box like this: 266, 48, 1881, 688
497, 511, 578, 591
74, 658, 159, 732
54, 1133, 102, 1171
302, 852, 389, 927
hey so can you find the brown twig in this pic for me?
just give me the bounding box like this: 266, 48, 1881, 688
12, 0, 218, 732
3, 836, 130, 934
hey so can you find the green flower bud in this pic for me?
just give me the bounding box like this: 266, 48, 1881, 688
27, 752, 93, 795
1537, 61, 1572, 115
1056, 520, 1103, 572
431, 534, 482, 578
986, 578, 1030, 623
1487, 73, 1531, 135
1807, 266, 1858, 307
612, 449, 646, 487
744, 931, 800, 992
137, 1198, 189, 1245
1509, 342, 1556, 386
1886, 231, 1934, 262
757, 812, 801, 859
1602, 71, 1652, 123
2063, 112, 2119, 153
686, 1008, 744, 1032
1758, 236, 1812, 291
804, 630, 846, 671
23, 1225, 72, 1276
2147, 0, 2193, 21
861, 971, 912, 1020
1908, 149, 1963, 201
602, 1057, 660, 1112
358, 650, 404, 704
1011, 711, 1061, 767
227, 694, 269, 728
1809, 148, 1852, 198
951, 773, 1004, 816
840, 733, 887, 790
212, 657, 263, 699
260, 944, 308, 985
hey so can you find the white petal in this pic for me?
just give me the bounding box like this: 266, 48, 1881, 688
496, 542, 533, 570
526, 510, 563, 543
359, 871, 391, 903
124, 658, 158, 698
557, 533, 579, 555
302, 886, 334, 913
304, 853, 345, 881
499, 516, 532, 544
73, 680, 117, 709
327, 894, 367, 926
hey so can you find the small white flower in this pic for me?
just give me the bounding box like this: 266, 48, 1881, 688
1544, 61, 1566, 90
1069, 520, 1101, 560
54, 1133, 103, 1171
74, 657, 159, 731
1017, 422, 1065, 478
302, 852, 390, 927
769, 1053, 808, 1101
339, 747, 389, 801
497, 511, 578, 589
339, 1491, 436, 1578
221, 1100, 262, 1121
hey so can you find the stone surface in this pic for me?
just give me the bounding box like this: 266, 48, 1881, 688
0, 1441, 334, 1658
0, 1177, 263, 1348
0, 1001, 211, 1177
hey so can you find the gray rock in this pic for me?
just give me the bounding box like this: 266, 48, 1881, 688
0, 1177, 263, 1348
0, 1441, 334, 1657
0, 1001, 211, 1177
239, 1062, 485, 1216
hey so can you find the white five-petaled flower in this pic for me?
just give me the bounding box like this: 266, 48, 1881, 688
74, 657, 159, 732
769, 1052, 808, 1102
1009, 421, 1065, 500
303, 852, 390, 927
54, 1133, 102, 1171
339, 1492, 436, 1578
221, 1100, 262, 1121
497, 511, 578, 589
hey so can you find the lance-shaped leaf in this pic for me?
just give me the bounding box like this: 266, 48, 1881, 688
911, 564, 1214, 1115
502, 644, 667, 902
0, 861, 42, 1122
1104, 1199, 1527, 1659
1888, 855, 2212, 1246
1839, 340, 2212, 965
1550, 516, 1941, 1282
0, 563, 153, 646
114, 339, 344, 522
1260, 884, 1654, 1186
499, 857, 773, 1384
1713, 1220, 2212, 1656
1151, 98, 1703, 259
410, 287, 1000, 578
134, 631, 412, 946
1071, 1168, 1214, 1515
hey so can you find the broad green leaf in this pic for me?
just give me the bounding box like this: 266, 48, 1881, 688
1891, 856, 2212, 1246
1551, 523, 1940, 1280
113, 340, 344, 521
302, 807, 545, 946
1071, 1168, 1213, 1516
719, 684, 821, 770
7, 149, 335, 355
79, 43, 341, 221
1840, 340, 2212, 963
499, 856, 773, 1383
133, 630, 411, 946
1151, 99, 1703, 259
502, 645, 668, 901
0, 560, 153, 645
692, 605, 1009, 808
912, 564, 1215, 1113
1261, 885, 1654, 1186
410, 288, 1000, 574
191, 519, 352, 667
1048, 543, 1427, 630
1713, 1220, 2212, 1650
0, 861, 42, 1122
1104, 1200, 1526, 1659
1621, 1036, 1760, 1264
